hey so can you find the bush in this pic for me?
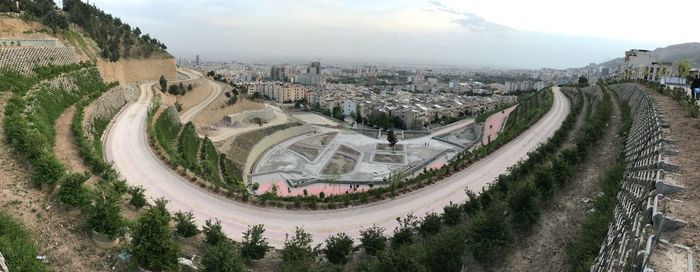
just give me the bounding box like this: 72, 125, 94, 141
418, 213, 441, 237
203, 219, 228, 246
56, 172, 91, 208
360, 224, 387, 256
128, 185, 147, 209
87, 187, 126, 239
282, 227, 316, 272
241, 224, 268, 260
174, 211, 199, 238
324, 232, 354, 265
201, 240, 246, 272
130, 199, 180, 271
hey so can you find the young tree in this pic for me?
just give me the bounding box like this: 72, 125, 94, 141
130, 198, 180, 271
57, 172, 91, 208
387, 130, 399, 153
174, 211, 199, 238
507, 180, 540, 230
577, 76, 589, 86
359, 224, 386, 256
324, 232, 354, 265
201, 240, 246, 272
203, 218, 228, 246
442, 202, 462, 226
159, 75, 167, 92
88, 187, 126, 239
282, 227, 316, 272
241, 224, 269, 260
128, 185, 147, 209
675, 59, 691, 78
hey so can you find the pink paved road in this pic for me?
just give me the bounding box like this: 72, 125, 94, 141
105, 85, 569, 248
481, 105, 518, 145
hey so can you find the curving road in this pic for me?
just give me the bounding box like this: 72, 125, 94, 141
105, 86, 569, 248
177, 68, 223, 123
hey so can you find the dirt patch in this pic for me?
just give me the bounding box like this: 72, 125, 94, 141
176, 78, 212, 113
97, 57, 177, 84
0, 16, 49, 37
288, 144, 320, 161
376, 143, 404, 152
491, 90, 622, 271
53, 106, 98, 186
0, 94, 115, 272
193, 93, 265, 129
642, 85, 700, 270
321, 145, 360, 175
372, 153, 406, 164
299, 132, 337, 146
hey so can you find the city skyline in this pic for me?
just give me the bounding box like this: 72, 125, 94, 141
84, 0, 693, 69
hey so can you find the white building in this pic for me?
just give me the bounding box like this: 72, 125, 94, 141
343, 99, 357, 116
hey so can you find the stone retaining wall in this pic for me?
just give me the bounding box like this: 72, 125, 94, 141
83, 85, 138, 139
592, 84, 690, 271
0, 46, 78, 75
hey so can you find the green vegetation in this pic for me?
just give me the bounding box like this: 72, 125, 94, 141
282, 227, 317, 272
201, 137, 222, 185
153, 108, 182, 158
566, 86, 629, 271
174, 211, 199, 238
177, 122, 202, 172
87, 186, 127, 240
241, 224, 269, 260
130, 199, 180, 271
56, 172, 91, 208
201, 239, 246, 272
0, 212, 48, 272
63, 0, 167, 60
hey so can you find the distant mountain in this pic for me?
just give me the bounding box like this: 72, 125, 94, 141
600, 42, 700, 68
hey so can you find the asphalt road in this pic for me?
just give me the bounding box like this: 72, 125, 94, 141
105, 85, 569, 248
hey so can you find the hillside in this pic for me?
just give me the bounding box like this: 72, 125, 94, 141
0, 0, 177, 83
600, 42, 700, 68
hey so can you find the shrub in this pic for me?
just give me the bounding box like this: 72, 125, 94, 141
56, 172, 91, 208
203, 218, 228, 246
128, 185, 147, 209
323, 232, 353, 265
87, 187, 126, 239
418, 213, 441, 237
201, 240, 246, 272
282, 227, 316, 272
174, 211, 199, 238
241, 224, 268, 260
130, 198, 180, 271
360, 224, 386, 256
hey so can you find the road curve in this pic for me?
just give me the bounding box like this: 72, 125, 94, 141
178, 69, 223, 124
105, 86, 569, 248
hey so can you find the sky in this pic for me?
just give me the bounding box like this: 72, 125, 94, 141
83, 0, 698, 69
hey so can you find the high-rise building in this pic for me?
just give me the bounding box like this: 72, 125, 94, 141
309, 61, 321, 74
271, 66, 287, 81
195, 55, 200, 66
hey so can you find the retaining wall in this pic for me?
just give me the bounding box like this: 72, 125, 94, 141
0, 46, 78, 75
83, 85, 138, 138
592, 83, 691, 271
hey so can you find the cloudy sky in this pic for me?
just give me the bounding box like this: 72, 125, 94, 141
83, 0, 697, 69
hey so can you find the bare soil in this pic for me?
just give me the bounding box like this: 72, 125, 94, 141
193, 93, 265, 129
491, 89, 622, 271
322, 154, 357, 175
53, 106, 99, 187
288, 144, 320, 161
376, 143, 404, 152
176, 78, 212, 113
0, 94, 116, 272
642, 85, 700, 270
373, 153, 405, 164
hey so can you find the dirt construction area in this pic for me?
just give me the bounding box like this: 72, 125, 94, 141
252, 126, 458, 195
292, 112, 341, 126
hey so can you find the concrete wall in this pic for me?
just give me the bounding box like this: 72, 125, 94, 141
244, 124, 315, 181
97, 57, 177, 85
